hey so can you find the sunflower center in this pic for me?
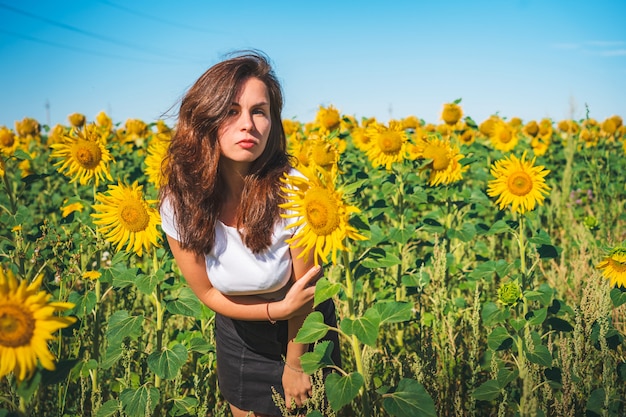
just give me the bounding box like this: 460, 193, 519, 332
378, 131, 403, 154
72, 140, 103, 169
499, 128, 512, 143
423, 144, 450, 171
310, 143, 336, 167
0, 132, 15, 147
118, 200, 150, 232
507, 171, 533, 196
304, 188, 340, 236
0, 304, 35, 347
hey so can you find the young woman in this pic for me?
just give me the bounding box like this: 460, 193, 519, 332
159, 51, 340, 416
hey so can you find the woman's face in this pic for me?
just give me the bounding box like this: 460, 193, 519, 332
218, 77, 271, 169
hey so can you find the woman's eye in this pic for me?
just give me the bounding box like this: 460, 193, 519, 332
253, 108, 266, 115
227, 109, 238, 116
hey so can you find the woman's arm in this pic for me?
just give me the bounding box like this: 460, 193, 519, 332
282, 242, 319, 409
166, 235, 320, 321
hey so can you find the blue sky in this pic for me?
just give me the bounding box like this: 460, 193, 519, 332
1, 0, 625, 130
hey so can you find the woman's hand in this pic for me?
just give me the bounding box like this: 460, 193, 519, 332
282, 363, 312, 412
274, 265, 322, 320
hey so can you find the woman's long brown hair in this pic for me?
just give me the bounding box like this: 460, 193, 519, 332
160, 51, 291, 255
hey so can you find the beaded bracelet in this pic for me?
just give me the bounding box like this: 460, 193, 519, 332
266, 302, 277, 325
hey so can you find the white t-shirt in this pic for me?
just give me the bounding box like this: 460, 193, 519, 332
160, 171, 302, 300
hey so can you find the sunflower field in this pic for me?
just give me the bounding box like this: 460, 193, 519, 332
1, 103, 625, 417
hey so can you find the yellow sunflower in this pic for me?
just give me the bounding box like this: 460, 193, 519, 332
280, 172, 367, 265
68, 113, 86, 128
487, 151, 551, 214
61, 200, 84, 218
489, 119, 519, 152
365, 120, 410, 170
0, 126, 19, 156
314, 105, 341, 133
50, 125, 113, 186
144, 135, 170, 189
596, 246, 626, 288
441, 103, 463, 126
410, 136, 467, 186
91, 181, 161, 257
0, 267, 76, 382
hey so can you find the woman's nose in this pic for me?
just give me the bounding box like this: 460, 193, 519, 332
239, 111, 254, 132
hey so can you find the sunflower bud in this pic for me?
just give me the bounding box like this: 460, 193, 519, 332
68, 113, 86, 128
584, 215, 599, 230
441, 103, 462, 125
498, 281, 522, 306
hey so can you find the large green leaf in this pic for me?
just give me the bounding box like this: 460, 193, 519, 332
527, 344, 552, 367
374, 301, 413, 324
446, 222, 476, 243
147, 343, 188, 380
134, 269, 165, 294
68, 290, 97, 318
468, 260, 511, 281
382, 378, 436, 417
610, 288, 626, 307
119, 385, 160, 417
340, 308, 381, 347
487, 326, 513, 351
294, 312, 330, 343
325, 372, 364, 411
95, 399, 120, 417
524, 283, 554, 307
472, 379, 501, 401
362, 249, 402, 268
100, 343, 124, 370
106, 310, 144, 344
299, 340, 335, 374
314, 277, 340, 307
481, 302, 510, 326
526, 307, 548, 326
110, 265, 141, 289
170, 396, 199, 416
166, 287, 203, 318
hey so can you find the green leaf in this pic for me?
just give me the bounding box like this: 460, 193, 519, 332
340, 308, 381, 347
526, 307, 548, 326
487, 220, 513, 235
481, 302, 510, 326
472, 379, 501, 401
610, 288, 626, 307
187, 337, 214, 354
111, 265, 142, 289
134, 269, 165, 294
119, 385, 160, 417
101, 343, 124, 370
537, 244, 560, 259
106, 310, 144, 344
446, 222, 476, 243
527, 345, 552, 367
362, 249, 402, 268
586, 388, 605, 414
68, 290, 97, 318
528, 229, 553, 245
374, 301, 413, 324
325, 372, 364, 411
382, 378, 436, 417
299, 340, 335, 374
295, 312, 330, 343
496, 368, 519, 388
468, 260, 511, 281
487, 326, 513, 351
95, 399, 120, 417
524, 283, 554, 307
147, 344, 188, 380
314, 277, 340, 307
170, 396, 199, 416
166, 287, 203, 318
509, 317, 526, 332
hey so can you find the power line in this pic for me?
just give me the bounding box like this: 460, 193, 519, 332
0, 2, 205, 63
96, 0, 230, 36
0, 28, 183, 65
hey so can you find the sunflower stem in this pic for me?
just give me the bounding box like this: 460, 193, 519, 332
341, 247, 371, 417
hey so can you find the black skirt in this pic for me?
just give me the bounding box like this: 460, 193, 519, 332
215, 299, 341, 415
